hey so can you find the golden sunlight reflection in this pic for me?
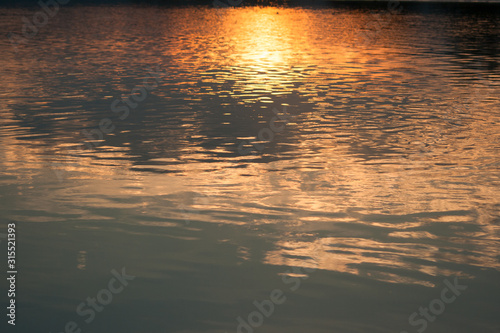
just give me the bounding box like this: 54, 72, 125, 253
1, 6, 499, 288
264, 236, 497, 287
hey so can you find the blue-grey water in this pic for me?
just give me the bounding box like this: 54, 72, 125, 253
0, 3, 499, 333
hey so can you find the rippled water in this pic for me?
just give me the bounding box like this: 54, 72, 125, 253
1, 4, 499, 333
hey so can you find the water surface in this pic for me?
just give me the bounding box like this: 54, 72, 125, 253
0, 4, 499, 333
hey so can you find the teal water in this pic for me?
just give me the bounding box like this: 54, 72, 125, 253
0, 4, 499, 333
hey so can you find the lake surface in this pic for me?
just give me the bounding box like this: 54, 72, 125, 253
0, 3, 499, 333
